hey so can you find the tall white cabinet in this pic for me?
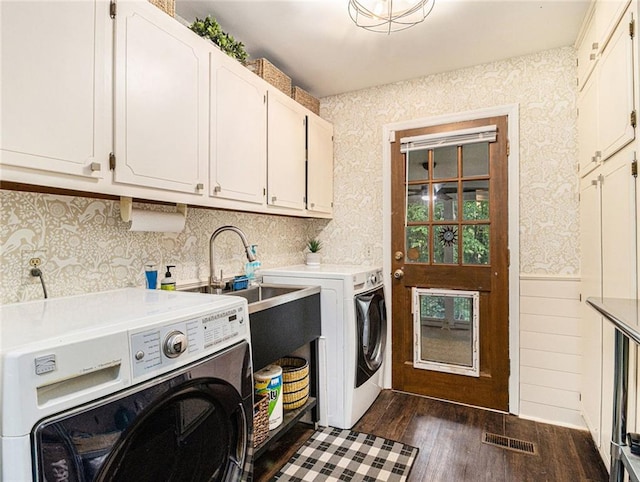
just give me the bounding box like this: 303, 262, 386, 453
578, 0, 638, 468
0, 0, 111, 179
307, 115, 334, 215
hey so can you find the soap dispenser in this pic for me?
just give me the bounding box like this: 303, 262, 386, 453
160, 265, 176, 291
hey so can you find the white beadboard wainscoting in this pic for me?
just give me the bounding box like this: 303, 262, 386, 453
518, 275, 585, 429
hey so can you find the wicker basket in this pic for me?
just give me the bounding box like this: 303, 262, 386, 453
148, 0, 175, 16
247, 58, 292, 95
253, 393, 269, 447
292, 86, 320, 115
276, 356, 310, 410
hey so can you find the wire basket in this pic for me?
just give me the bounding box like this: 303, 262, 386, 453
292, 86, 320, 115
276, 356, 310, 410
253, 393, 269, 447
247, 58, 292, 96
148, 0, 175, 16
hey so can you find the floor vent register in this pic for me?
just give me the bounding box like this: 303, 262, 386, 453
482, 432, 537, 455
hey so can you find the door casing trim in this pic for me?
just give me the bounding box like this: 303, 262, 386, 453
382, 103, 520, 415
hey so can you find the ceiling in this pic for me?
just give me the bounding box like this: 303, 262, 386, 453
176, 0, 591, 98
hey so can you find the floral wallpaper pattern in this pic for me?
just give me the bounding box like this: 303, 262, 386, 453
320, 46, 579, 275
0, 46, 578, 304
0, 190, 324, 304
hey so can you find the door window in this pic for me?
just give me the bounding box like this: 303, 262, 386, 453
405, 143, 491, 266
412, 288, 479, 377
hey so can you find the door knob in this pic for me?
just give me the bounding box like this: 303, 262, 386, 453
393, 269, 404, 280
394, 251, 404, 261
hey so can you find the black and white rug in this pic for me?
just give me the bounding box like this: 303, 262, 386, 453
274, 427, 419, 481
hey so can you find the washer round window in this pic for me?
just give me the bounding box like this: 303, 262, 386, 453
95, 379, 246, 482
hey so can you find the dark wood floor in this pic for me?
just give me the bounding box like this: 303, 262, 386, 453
254, 390, 608, 482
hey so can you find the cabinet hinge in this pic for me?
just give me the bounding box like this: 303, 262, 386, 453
630, 18, 635, 39
631, 110, 637, 128
263, 188, 266, 196
110, 0, 117, 18
506, 140, 510, 156
632, 159, 638, 178
109, 152, 116, 170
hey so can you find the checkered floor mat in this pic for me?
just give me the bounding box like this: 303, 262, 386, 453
274, 427, 419, 481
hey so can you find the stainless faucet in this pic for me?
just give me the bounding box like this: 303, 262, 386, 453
209, 225, 256, 292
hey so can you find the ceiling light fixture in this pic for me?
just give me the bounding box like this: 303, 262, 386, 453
348, 0, 435, 34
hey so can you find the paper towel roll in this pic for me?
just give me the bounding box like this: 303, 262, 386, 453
129, 209, 186, 232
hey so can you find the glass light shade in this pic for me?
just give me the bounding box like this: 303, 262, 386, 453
348, 0, 435, 33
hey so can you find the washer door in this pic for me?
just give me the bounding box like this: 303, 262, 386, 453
96, 379, 246, 482
355, 286, 387, 387
33, 342, 252, 482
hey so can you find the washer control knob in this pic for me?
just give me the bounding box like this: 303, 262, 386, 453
369, 273, 378, 285
164, 331, 188, 358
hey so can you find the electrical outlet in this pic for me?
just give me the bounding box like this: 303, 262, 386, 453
22, 249, 47, 274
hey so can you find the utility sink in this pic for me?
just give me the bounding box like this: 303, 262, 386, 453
226, 283, 319, 314
180, 282, 320, 314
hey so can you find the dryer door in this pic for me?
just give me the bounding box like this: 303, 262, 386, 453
355, 286, 387, 387
33, 341, 252, 482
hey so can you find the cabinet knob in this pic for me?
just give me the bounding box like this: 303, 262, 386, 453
592, 42, 599, 50
272, 196, 277, 203
196, 183, 204, 190
90, 162, 101, 172
589, 53, 596, 60
213, 185, 221, 193
310, 202, 315, 208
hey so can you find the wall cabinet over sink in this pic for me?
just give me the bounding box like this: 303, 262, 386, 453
0, 0, 334, 219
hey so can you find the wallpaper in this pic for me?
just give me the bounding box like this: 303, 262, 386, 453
0, 190, 324, 304
0, 46, 578, 304
320, 46, 579, 275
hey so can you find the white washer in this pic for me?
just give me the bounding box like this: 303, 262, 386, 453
262, 264, 387, 429
1, 288, 253, 482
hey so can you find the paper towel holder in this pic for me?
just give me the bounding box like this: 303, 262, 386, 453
119, 196, 187, 223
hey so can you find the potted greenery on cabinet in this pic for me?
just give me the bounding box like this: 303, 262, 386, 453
306, 238, 322, 266
190, 16, 248, 64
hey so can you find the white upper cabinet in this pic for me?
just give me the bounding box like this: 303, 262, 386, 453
307, 114, 334, 215
113, 0, 208, 195
0, 0, 111, 179
267, 89, 307, 211
578, 75, 600, 176
210, 49, 267, 205
597, 5, 636, 162
577, 8, 599, 91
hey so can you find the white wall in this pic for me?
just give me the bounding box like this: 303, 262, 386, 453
519, 276, 584, 428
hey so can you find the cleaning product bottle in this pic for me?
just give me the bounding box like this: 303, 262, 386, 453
245, 245, 261, 286
160, 265, 176, 291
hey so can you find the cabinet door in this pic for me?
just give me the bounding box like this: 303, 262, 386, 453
113, 1, 208, 194
597, 5, 635, 163
600, 152, 637, 465
578, 76, 600, 177
577, 8, 599, 91
210, 50, 267, 204
0, 0, 110, 179
579, 175, 603, 449
307, 115, 334, 215
267, 90, 306, 210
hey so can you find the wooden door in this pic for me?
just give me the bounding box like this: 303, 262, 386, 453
391, 116, 510, 411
